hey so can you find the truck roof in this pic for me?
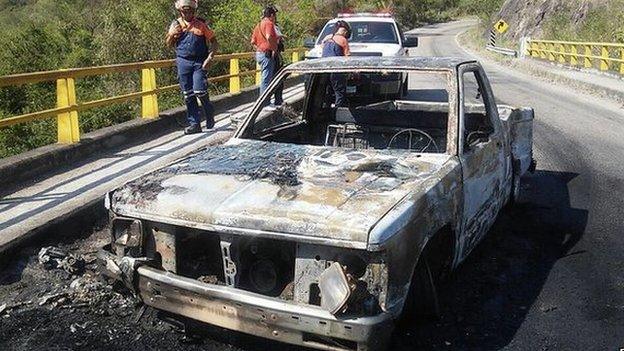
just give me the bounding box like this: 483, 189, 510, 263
288, 56, 477, 71
328, 16, 397, 23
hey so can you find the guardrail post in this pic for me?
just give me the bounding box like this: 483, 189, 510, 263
292, 51, 300, 63
255, 63, 261, 86
600, 46, 610, 71
620, 48, 624, 74
519, 37, 528, 59
141, 68, 159, 119
548, 43, 555, 61
584, 45, 592, 68
229, 58, 241, 94
56, 78, 80, 144
540, 42, 547, 59
532, 42, 539, 58
558, 44, 566, 63
570, 45, 578, 66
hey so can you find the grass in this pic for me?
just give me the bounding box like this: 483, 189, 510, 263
542, 0, 624, 43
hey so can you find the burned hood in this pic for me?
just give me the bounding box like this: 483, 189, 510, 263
110, 139, 453, 248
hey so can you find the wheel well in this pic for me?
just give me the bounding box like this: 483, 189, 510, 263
398, 225, 455, 322
420, 225, 455, 280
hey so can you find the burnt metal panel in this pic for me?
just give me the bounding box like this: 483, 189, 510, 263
110, 140, 455, 249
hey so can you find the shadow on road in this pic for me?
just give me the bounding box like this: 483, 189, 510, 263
392, 170, 588, 350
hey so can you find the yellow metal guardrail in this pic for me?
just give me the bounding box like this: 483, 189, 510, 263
0, 48, 306, 144
526, 39, 624, 75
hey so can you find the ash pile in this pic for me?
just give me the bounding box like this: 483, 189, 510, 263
0, 244, 137, 331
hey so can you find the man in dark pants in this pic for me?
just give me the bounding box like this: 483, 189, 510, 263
321, 20, 351, 107
166, 0, 219, 134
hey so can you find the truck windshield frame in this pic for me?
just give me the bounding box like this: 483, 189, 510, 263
237, 67, 458, 155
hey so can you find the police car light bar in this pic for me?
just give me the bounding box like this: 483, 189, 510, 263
337, 12, 393, 18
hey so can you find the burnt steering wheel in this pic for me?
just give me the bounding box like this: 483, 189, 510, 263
387, 128, 440, 153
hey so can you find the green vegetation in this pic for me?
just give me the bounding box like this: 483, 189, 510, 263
455, 0, 505, 21
543, 0, 624, 43
0, 0, 554, 158
0, 0, 324, 158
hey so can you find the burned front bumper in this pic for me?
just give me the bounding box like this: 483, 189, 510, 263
99, 250, 393, 351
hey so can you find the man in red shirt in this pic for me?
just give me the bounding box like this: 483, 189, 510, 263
251, 6, 279, 106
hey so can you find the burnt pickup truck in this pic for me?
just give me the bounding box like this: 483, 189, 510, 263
99, 57, 535, 351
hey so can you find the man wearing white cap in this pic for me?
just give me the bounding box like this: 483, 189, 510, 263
166, 0, 219, 134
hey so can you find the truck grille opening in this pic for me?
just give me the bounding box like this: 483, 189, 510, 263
160, 229, 296, 298
177, 232, 225, 285
309, 283, 321, 306
236, 237, 295, 298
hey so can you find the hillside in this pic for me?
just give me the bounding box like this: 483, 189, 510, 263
492, 0, 624, 42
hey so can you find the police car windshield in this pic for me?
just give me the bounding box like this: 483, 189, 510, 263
317, 21, 399, 45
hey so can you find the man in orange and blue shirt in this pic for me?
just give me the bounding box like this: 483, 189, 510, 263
166, 0, 219, 134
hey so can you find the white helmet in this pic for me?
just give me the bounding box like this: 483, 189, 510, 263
175, 0, 198, 10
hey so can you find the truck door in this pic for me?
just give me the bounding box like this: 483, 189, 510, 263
457, 64, 510, 261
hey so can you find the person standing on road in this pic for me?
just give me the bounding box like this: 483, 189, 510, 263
251, 6, 279, 106
321, 20, 351, 107
166, 0, 219, 135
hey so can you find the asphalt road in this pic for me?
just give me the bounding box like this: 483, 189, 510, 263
1, 20, 623, 351
399, 20, 624, 350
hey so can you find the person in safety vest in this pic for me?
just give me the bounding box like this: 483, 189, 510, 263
321, 20, 351, 107
166, 0, 219, 134
251, 5, 279, 107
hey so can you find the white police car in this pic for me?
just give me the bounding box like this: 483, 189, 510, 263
304, 13, 418, 98
304, 13, 418, 59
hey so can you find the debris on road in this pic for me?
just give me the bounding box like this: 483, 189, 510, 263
70, 321, 93, 333
0, 300, 33, 316
38, 292, 69, 307
1, 231, 137, 317
38, 246, 85, 275
540, 305, 558, 313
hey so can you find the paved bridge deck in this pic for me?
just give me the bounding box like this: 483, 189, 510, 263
0, 85, 304, 254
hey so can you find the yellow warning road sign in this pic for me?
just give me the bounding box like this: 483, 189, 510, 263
494, 20, 509, 34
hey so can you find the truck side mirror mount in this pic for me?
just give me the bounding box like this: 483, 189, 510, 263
403, 36, 418, 48
303, 37, 316, 49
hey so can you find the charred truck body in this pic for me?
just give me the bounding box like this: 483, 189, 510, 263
99, 57, 535, 351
